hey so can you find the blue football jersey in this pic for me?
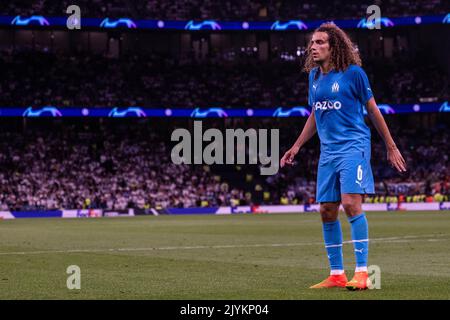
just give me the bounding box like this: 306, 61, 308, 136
308, 64, 373, 156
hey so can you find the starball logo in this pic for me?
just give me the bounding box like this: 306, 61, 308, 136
11, 15, 49, 26
100, 18, 137, 28
108, 107, 147, 117
191, 108, 228, 118
23, 106, 62, 117
270, 20, 308, 30
185, 20, 222, 30
272, 107, 310, 117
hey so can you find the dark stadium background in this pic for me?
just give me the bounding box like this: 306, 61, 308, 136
0, 1, 448, 212
0, 0, 449, 302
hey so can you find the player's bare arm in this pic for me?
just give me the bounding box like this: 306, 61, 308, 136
365, 97, 407, 173
280, 111, 317, 167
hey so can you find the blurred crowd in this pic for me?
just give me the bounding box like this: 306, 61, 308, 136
0, 49, 447, 108
1, 0, 447, 20
0, 121, 239, 211
0, 118, 448, 211
273, 120, 450, 205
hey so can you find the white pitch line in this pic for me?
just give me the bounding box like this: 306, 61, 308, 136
0, 234, 448, 256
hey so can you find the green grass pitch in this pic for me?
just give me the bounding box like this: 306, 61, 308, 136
0, 211, 449, 299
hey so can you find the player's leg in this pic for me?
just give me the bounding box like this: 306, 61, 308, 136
339, 151, 375, 290
310, 157, 348, 288
341, 194, 368, 265
341, 194, 371, 290
320, 202, 343, 275
310, 202, 348, 288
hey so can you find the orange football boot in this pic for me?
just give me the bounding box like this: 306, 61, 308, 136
345, 272, 371, 291
309, 274, 348, 289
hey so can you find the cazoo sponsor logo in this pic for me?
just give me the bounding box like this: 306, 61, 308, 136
314, 100, 342, 111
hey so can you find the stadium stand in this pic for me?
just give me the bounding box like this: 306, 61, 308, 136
0, 0, 448, 20
0, 117, 448, 211
0, 49, 447, 108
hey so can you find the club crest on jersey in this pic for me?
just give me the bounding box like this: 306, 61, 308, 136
332, 82, 339, 93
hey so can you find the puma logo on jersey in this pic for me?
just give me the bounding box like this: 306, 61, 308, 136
332, 82, 339, 93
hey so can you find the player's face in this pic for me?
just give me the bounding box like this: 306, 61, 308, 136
310, 32, 331, 64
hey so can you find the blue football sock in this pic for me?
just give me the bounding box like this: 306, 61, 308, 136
322, 220, 344, 274
348, 212, 369, 272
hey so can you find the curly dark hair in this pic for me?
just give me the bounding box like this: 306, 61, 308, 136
304, 22, 362, 73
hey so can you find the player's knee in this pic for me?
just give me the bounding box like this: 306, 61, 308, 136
341, 200, 361, 216
320, 205, 338, 222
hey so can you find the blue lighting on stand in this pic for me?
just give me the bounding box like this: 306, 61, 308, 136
0, 14, 447, 30
100, 18, 137, 28
0, 102, 445, 118
11, 15, 50, 26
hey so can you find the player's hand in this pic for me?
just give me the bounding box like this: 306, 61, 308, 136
387, 145, 407, 172
280, 145, 300, 167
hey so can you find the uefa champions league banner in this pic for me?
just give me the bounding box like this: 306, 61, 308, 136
214, 202, 450, 214
0, 210, 63, 219
392, 202, 450, 211
0, 211, 15, 219
62, 209, 103, 218
302, 203, 390, 212
61, 209, 134, 218
0, 14, 448, 30
216, 205, 306, 214
0, 203, 449, 219
0, 209, 132, 219
165, 207, 220, 214
0, 102, 448, 118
